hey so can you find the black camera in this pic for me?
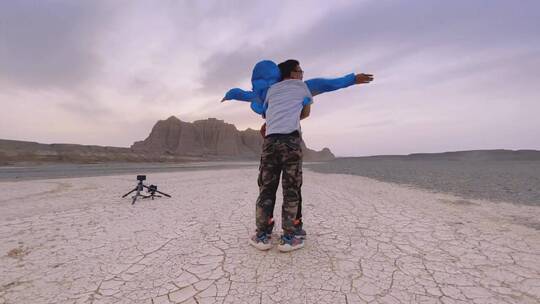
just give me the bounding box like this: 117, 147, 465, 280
137, 175, 146, 181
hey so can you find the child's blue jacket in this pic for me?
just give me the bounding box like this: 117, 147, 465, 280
222, 60, 356, 116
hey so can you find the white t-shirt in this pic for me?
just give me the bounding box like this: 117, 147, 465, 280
264, 79, 312, 136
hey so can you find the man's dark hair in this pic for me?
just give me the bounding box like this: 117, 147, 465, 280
278, 59, 300, 80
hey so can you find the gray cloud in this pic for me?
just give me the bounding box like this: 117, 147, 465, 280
200, 46, 267, 94
1, 1, 539, 154
281, 0, 540, 58
57, 97, 112, 120
0, 1, 113, 89
200, 0, 540, 93
421, 49, 540, 88
355, 120, 395, 129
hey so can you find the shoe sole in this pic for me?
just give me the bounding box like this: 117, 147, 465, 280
277, 242, 304, 252
248, 239, 272, 251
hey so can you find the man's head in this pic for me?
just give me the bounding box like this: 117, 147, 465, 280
278, 59, 303, 81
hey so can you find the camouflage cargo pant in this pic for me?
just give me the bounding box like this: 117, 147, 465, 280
256, 132, 303, 235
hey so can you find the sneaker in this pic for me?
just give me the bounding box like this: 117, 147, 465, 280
266, 218, 275, 238
248, 232, 272, 251
277, 234, 304, 252
253, 229, 272, 239
294, 227, 307, 240
293, 219, 306, 239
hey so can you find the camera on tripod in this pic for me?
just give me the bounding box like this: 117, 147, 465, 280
122, 175, 171, 205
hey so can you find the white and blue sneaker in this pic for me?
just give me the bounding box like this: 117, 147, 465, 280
294, 226, 307, 240
249, 231, 272, 251
277, 234, 304, 252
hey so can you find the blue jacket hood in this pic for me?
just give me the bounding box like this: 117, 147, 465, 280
250, 60, 281, 103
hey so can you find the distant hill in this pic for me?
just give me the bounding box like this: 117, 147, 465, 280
350, 150, 540, 161
0, 117, 335, 165
0, 139, 197, 165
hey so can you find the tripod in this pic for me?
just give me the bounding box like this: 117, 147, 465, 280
122, 175, 171, 205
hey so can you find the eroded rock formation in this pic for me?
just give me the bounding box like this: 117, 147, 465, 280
131, 116, 335, 161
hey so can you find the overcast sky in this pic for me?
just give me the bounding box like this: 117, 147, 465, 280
1, 0, 539, 156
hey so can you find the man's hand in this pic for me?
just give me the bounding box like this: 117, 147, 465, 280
355, 73, 374, 84
260, 123, 266, 137
300, 104, 311, 120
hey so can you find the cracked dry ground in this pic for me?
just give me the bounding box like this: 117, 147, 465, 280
0, 168, 539, 304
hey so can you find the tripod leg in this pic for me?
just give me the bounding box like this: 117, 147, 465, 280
122, 188, 137, 198
155, 190, 171, 198
132, 189, 141, 205
143, 184, 171, 198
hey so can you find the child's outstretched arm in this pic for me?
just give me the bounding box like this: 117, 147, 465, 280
221, 88, 265, 116
305, 73, 374, 96
221, 88, 257, 102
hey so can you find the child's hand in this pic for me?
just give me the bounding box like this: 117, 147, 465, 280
355, 73, 374, 84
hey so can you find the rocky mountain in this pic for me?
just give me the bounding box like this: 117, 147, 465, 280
0, 117, 335, 164
131, 116, 335, 161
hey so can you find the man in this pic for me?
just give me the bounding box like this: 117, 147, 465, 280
249, 59, 374, 252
